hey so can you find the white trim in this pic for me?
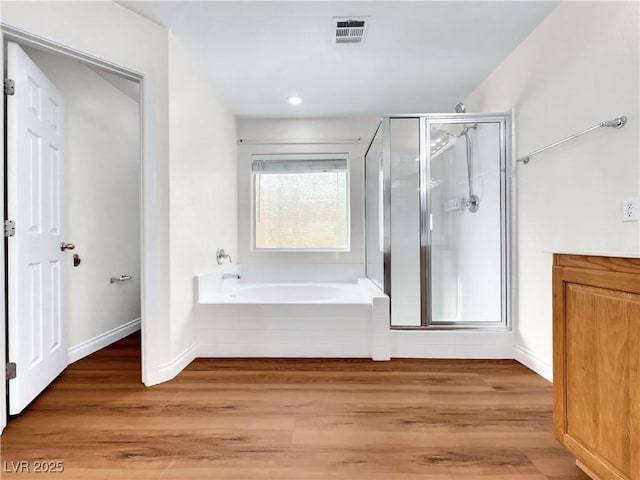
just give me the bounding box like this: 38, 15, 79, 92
250, 154, 352, 253
157, 344, 197, 383
514, 344, 553, 382
390, 330, 515, 358
252, 153, 349, 162
0, 24, 143, 80
0, 29, 6, 435
67, 318, 141, 365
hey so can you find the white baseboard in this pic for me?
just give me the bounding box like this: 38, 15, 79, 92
514, 344, 553, 382
67, 317, 141, 364
157, 344, 197, 383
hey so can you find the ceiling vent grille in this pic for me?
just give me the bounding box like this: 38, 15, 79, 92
333, 17, 369, 44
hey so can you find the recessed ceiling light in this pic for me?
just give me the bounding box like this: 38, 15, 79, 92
287, 96, 302, 105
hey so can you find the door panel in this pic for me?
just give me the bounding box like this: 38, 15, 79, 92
565, 283, 635, 478
7, 42, 67, 415
426, 120, 505, 327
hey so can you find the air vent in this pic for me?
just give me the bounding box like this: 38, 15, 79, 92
333, 17, 369, 44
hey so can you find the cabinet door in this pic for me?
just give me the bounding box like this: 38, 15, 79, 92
554, 266, 640, 480
631, 305, 639, 480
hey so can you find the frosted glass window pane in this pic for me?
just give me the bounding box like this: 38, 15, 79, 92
254, 171, 348, 249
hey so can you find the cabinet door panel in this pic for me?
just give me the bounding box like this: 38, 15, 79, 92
629, 301, 639, 480
565, 283, 598, 449
565, 283, 636, 479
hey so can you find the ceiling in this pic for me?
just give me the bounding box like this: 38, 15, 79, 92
121, 1, 558, 118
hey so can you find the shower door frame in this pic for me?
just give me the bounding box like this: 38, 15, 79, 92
374, 112, 513, 330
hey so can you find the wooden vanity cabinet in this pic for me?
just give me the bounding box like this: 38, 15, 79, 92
553, 254, 640, 480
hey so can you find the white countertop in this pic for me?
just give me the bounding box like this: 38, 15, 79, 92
543, 250, 640, 258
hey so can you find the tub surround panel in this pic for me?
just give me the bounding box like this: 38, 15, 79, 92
198, 320, 371, 358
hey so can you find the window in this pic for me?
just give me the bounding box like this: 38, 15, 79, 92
252, 153, 349, 250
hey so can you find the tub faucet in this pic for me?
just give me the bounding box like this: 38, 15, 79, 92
216, 248, 232, 265
222, 273, 241, 280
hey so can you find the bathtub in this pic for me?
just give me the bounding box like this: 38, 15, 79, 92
195, 265, 390, 360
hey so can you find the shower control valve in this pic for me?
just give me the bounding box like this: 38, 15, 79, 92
465, 195, 480, 213
216, 248, 232, 265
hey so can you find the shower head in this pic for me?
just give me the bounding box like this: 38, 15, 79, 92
430, 128, 450, 152
455, 102, 466, 113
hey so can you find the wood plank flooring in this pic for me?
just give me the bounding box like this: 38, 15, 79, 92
1, 334, 588, 479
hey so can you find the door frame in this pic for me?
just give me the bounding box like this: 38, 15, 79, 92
1, 24, 151, 431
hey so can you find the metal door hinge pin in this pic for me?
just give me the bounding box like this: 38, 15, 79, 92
4, 219, 16, 237
6, 362, 16, 380
4, 78, 15, 96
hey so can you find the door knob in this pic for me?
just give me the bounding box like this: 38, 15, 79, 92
60, 242, 75, 251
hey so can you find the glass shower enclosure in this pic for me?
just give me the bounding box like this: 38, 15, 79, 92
365, 113, 512, 329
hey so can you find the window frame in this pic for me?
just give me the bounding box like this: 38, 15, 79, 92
250, 153, 351, 253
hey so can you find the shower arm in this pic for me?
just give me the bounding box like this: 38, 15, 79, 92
517, 116, 627, 164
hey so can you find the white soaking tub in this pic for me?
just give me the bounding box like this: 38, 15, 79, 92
194, 265, 390, 360
226, 284, 348, 303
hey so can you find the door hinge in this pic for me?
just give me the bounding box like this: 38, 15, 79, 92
4, 78, 15, 96
6, 362, 16, 380
4, 220, 15, 237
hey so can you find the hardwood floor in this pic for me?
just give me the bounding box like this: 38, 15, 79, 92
1, 334, 588, 479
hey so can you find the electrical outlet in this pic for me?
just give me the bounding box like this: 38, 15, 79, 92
622, 197, 639, 222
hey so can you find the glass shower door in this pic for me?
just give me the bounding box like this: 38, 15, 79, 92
425, 118, 508, 327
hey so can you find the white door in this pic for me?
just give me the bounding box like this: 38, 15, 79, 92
7, 42, 68, 415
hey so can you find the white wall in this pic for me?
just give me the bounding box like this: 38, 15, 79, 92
25, 48, 141, 353
168, 32, 238, 359
237, 116, 379, 264
465, 1, 640, 379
